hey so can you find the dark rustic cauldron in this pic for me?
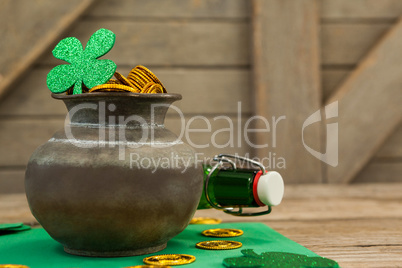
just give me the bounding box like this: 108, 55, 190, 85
25, 92, 203, 257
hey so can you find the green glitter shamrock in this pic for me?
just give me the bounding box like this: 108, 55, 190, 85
223, 249, 339, 268
47, 28, 117, 95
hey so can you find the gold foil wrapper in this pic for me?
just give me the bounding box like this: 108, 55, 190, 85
143, 254, 196, 266
196, 240, 242, 250
202, 228, 244, 237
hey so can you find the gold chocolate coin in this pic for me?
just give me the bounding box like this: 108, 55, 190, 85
0, 265, 30, 268
190, 217, 222, 224
141, 82, 155, 92
196, 240, 242, 250
106, 79, 121, 84
142, 83, 164, 94
114, 71, 136, 88
88, 66, 167, 94
124, 265, 172, 268
66, 86, 74, 95
135, 65, 167, 92
128, 72, 147, 88
202, 228, 243, 237
132, 69, 153, 84
143, 254, 195, 266
89, 83, 140, 93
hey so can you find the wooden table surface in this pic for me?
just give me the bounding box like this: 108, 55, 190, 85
1, 183, 401, 267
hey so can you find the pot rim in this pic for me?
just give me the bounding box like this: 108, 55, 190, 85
51, 92, 182, 101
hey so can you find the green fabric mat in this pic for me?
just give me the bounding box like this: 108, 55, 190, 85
0, 222, 318, 268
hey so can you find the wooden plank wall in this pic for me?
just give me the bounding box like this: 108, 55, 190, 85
321, 0, 402, 183
0, 0, 253, 193
251, 0, 322, 183
0, 0, 401, 193
0, 0, 94, 98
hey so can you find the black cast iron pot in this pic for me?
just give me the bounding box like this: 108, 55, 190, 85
25, 92, 203, 257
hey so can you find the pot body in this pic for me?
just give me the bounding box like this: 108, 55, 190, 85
25, 93, 203, 257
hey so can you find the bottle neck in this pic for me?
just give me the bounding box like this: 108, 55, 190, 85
199, 165, 264, 209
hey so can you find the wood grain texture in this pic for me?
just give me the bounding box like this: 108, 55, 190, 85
322, 72, 402, 161
353, 161, 402, 183
375, 124, 402, 158
3, 183, 402, 267
38, 22, 393, 67
322, 71, 402, 161
90, 0, 402, 21
88, 0, 250, 19
0, 170, 25, 194
321, 69, 350, 101
196, 187, 402, 222
321, 24, 391, 65
0, 68, 65, 116
321, 0, 402, 19
0, 0, 94, 100
251, 0, 322, 183
0, 194, 36, 224
0, 68, 251, 116
277, 182, 402, 199
39, 20, 250, 67
326, 19, 402, 183
0, 119, 64, 167
268, 219, 402, 268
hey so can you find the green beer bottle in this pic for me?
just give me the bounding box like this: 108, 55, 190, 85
197, 154, 284, 216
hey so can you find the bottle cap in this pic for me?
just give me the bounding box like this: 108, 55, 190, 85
256, 171, 284, 206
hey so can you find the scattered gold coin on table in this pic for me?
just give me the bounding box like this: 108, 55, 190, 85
202, 228, 244, 237
0, 265, 30, 268
190, 217, 222, 224
196, 240, 242, 250
143, 254, 196, 266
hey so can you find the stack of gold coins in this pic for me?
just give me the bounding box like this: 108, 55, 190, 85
127, 65, 167, 93
85, 65, 167, 94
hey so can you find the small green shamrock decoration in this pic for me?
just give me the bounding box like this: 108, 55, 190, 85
223, 249, 339, 268
0, 222, 31, 235
47, 28, 117, 95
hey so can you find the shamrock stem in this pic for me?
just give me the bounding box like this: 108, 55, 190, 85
73, 80, 83, 95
